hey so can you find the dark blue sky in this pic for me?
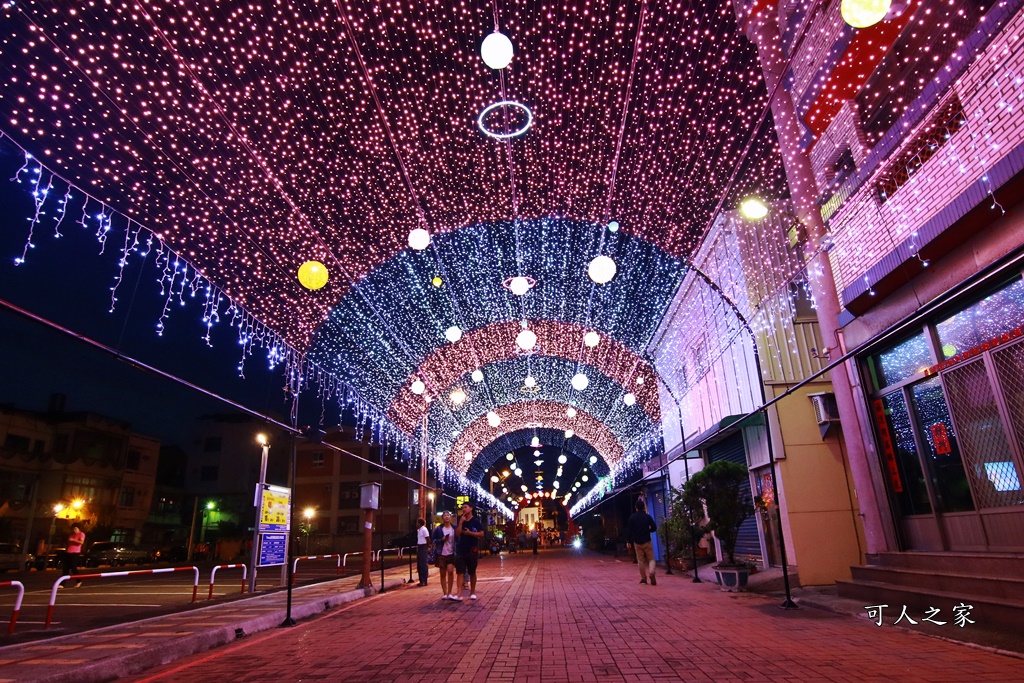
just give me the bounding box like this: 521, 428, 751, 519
0, 141, 324, 447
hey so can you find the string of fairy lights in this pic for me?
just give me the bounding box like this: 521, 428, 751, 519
2, 0, 1009, 510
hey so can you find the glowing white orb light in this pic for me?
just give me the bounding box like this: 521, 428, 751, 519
564, 429, 574, 439
531, 436, 540, 447
410, 380, 426, 395
445, 326, 462, 343
581, 475, 589, 482
584, 331, 601, 348
608, 220, 619, 232
509, 276, 532, 296
487, 411, 501, 427
623, 393, 637, 406
481, 31, 514, 70
471, 369, 484, 382
739, 197, 769, 220
516, 328, 537, 351
450, 388, 467, 406
408, 228, 430, 251
464, 451, 473, 462
841, 0, 891, 29
589, 456, 598, 464
566, 407, 577, 418
515, 468, 523, 477
524, 375, 537, 388
571, 373, 590, 391
506, 453, 514, 461
587, 255, 617, 284
558, 454, 568, 464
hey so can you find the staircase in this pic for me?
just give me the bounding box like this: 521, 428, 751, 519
836, 552, 1024, 630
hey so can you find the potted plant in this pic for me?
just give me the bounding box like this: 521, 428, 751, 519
681, 460, 755, 591
664, 484, 709, 574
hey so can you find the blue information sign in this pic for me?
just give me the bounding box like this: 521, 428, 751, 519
258, 532, 287, 567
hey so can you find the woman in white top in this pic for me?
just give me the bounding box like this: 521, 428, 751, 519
431, 511, 460, 600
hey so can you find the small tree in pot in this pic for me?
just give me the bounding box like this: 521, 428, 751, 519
681, 460, 755, 590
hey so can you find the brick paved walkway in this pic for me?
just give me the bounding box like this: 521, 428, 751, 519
125, 549, 1024, 683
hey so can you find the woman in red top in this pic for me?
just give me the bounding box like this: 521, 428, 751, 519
62, 525, 86, 588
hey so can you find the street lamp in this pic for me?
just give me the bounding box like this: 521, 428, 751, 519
249, 433, 270, 594
302, 507, 316, 555
200, 500, 216, 543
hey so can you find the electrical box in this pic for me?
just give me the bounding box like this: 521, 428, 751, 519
360, 482, 381, 510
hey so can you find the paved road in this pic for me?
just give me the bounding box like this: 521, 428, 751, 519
122, 549, 1024, 683
2, 556, 417, 642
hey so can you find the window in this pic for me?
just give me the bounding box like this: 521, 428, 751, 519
338, 482, 361, 509
119, 487, 136, 508
125, 450, 141, 471
936, 276, 1024, 359
64, 476, 100, 502
110, 529, 130, 543
336, 516, 360, 535
203, 436, 222, 453
200, 466, 219, 482
866, 332, 931, 391
312, 451, 325, 468
156, 496, 180, 514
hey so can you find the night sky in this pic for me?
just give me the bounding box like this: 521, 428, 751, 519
0, 142, 310, 448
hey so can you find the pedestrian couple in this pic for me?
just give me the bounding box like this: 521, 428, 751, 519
433, 502, 484, 601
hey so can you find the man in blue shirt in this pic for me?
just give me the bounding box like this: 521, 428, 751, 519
455, 501, 485, 600
625, 499, 658, 585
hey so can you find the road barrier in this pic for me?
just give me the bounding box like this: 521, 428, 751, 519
46, 566, 200, 627
375, 548, 401, 562
398, 545, 416, 559
342, 551, 369, 568
209, 564, 247, 600
291, 554, 341, 584
1, 580, 24, 634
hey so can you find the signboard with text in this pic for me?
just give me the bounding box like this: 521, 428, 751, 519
258, 485, 291, 532
258, 532, 287, 567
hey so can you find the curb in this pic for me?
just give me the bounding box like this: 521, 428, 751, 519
28, 577, 409, 683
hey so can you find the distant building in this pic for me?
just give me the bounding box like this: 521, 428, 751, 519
0, 395, 159, 555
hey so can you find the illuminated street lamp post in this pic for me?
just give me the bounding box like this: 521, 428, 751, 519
248, 433, 270, 594
200, 500, 216, 543
302, 507, 316, 555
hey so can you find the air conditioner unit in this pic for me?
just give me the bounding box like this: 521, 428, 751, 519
808, 392, 840, 439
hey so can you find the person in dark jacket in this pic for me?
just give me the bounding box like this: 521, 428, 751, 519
625, 499, 658, 585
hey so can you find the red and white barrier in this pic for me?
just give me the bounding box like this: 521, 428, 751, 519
375, 548, 401, 562
342, 551, 368, 568
1, 580, 24, 634
291, 554, 341, 584
47, 566, 200, 627
208, 564, 247, 600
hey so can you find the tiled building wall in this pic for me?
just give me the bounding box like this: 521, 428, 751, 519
824, 7, 1024, 298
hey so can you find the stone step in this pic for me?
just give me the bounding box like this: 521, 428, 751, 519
867, 551, 1024, 577
851, 565, 1024, 601
836, 578, 1024, 631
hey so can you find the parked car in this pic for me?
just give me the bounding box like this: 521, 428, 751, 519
85, 542, 152, 567
0, 543, 33, 572
34, 547, 65, 571
387, 530, 419, 549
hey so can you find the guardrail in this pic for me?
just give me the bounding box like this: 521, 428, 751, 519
291, 554, 341, 584
208, 563, 247, 600
375, 548, 401, 562
342, 551, 369, 568
398, 545, 417, 559
46, 566, 200, 627
1, 581, 24, 634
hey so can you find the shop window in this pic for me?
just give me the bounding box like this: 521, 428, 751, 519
936, 276, 1024, 359
866, 332, 931, 391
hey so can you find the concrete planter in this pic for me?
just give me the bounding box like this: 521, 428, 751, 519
713, 566, 750, 591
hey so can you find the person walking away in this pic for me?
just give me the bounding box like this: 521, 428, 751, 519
530, 526, 539, 554
415, 517, 430, 586
62, 524, 86, 588
625, 500, 658, 585
432, 512, 457, 600
455, 501, 484, 600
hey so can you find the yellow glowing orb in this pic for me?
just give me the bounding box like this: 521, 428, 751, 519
431, 276, 443, 288
297, 261, 329, 290
840, 0, 891, 29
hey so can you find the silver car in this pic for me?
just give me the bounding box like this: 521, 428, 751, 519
0, 543, 33, 572
85, 542, 152, 567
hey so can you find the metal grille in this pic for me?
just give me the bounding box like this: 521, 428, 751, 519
943, 360, 1021, 509
991, 343, 1024, 505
